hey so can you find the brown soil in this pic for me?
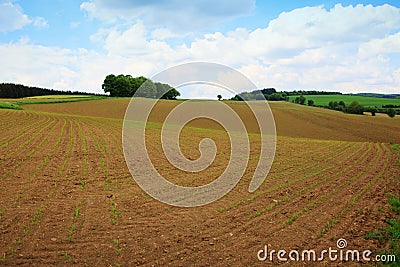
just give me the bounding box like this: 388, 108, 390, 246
25, 99, 400, 143
0, 100, 399, 266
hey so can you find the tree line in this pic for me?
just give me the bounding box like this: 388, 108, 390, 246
229, 88, 396, 117
282, 90, 342, 96
230, 88, 342, 101
102, 74, 180, 99
230, 88, 289, 101
0, 83, 99, 98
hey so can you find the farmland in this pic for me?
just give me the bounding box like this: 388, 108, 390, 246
0, 99, 399, 266
0, 95, 106, 110
288, 94, 400, 108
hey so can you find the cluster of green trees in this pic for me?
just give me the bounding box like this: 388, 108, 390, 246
230, 89, 344, 102
0, 83, 97, 98
327, 100, 397, 117
230, 88, 289, 101
293, 95, 306, 105
328, 100, 348, 112
292, 95, 315, 106
102, 74, 180, 99
292, 96, 370, 115
326, 100, 367, 115
229, 87, 397, 118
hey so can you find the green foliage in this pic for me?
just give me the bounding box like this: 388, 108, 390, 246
113, 238, 122, 255
389, 142, 400, 152
0, 102, 22, 110
261, 88, 277, 95
26, 94, 93, 99
0, 83, 102, 98
217, 94, 222, 101
288, 94, 400, 108
102, 74, 143, 97
1, 96, 106, 111
365, 231, 385, 242
368, 107, 378, 116
388, 194, 400, 214
110, 199, 120, 225
231, 92, 253, 101
155, 82, 180, 99
266, 92, 288, 101
102, 74, 180, 99
365, 194, 400, 266
346, 101, 364, 115
135, 80, 157, 98
327, 100, 365, 115
328, 100, 346, 111
387, 108, 396, 118
307, 99, 314, 106
62, 252, 72, 260
294, 95, 306, 105
230, 88, 287, 101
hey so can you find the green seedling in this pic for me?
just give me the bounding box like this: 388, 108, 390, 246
113, 238, 122, 255
62, 252, 72, 260
110, 200, 120, 225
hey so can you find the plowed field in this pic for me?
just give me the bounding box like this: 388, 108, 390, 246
0, 99, 399, 266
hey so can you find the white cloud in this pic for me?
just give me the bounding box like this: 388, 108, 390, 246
358, 32, 400, 57
80, 0, 255, 31
0, 1, 31, 32
0, 40, 161, 94
32, 17, 48, 28
0, 1, 48, 32
151, 28, 181, 40
1, 4, 400, 96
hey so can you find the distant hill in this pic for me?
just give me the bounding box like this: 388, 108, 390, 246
0, 83, 103, 98
287, 94, 400, 108
349, 93, 400, 99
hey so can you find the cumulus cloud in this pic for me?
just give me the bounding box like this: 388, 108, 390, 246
0, 38, 160, 94
1, 3, 400, 96
0, 1, 48, 32
0, 1, 31, 32
80, 0, 255, 31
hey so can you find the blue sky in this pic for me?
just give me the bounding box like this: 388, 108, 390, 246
1, 0, 399, 98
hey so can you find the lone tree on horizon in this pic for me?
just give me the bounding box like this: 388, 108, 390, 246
217, 94, 222, 101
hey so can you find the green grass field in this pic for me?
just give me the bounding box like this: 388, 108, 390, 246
0, 102, 22, 110
26, 95, 94, 99
0, 95, 106, 110
288, 95, 400, 108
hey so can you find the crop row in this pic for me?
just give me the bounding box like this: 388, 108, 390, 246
0, 118, 70, 261
0, 112, 51, 148
281, 142, 382, 227
78, 117, 125, 266
317, 143, 391, 236
220, 140, 366, 212
246, 141, 371, 217
0, 118, 62, 181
